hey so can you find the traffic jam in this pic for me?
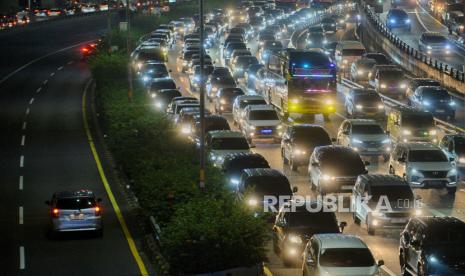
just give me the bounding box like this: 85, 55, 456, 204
129, 0, 465, 275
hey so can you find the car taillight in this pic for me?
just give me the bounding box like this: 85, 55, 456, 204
95, 206, 101, 216
52, 208, 59, 217
81, 47, 89, 53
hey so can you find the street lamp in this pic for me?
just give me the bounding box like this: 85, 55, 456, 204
199, 0, 206, 190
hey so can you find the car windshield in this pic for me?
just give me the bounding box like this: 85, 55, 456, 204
211, 137, 249, 150
287, 211, 338, 228
351, 124, 384, 135
357, 61, 377, 69
370, 185, 414, 202
321, 151, 365, 175
379, 70, 403, 80
151, 80, 176, 91
424, 35, 448, 43
289, 51, 331, 67
426, 226, 465, 244
239, 99, 267, 108
354, 93, 380, 104
56, 197, 97, 209
409, 150, 448, 162
294, 128, 331, 145
342, 49, 366, 56
365, 54, 389, 64
249, 110, 279, 120
247, 178, 292, 196
227, 159, 269, 175
319, 248, 375, 267
402, 114, 434, 128
422, 89, 450, 101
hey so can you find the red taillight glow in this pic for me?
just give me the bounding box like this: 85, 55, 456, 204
52, 208, 59, 217
95, 206, 101, 216
81, 47, 89, 52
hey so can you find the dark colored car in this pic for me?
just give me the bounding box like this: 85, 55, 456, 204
222, 152, 270, 186
363, 52, 390, 65
386, 8, 411, 31
408, 86, 455, 120
148, 78, 177, 97
400, 216, 465, 275
281, 124, 333, 171
153, 89, 182, 110
215, 87, 245, 114
405, 78, 441, 99
190, 114, 230, 142
207, 76, 237, 100
345, 88, 385, 119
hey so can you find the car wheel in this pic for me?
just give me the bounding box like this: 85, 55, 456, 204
367, 216, 375, 235
447, 187, 457, 195
353, 212, 361, 224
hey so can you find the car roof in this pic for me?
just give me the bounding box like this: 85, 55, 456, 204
242, 168, 286, 178
223, 152, 268, 163
345, 119, 379, 125
416, 86, 447, 93
314, 234, 367, 249
350, 88, 377, 95
237, 95, 265, 101
415, 216, 465, 229
357, 174, 408, 187
245, 104, 276, 111
208, 130, 244, 138
338, 40, 365, 49
314, 145, 355, 155
399, 142, 441, 151
54, 190, 95, 198
391, 106, 432, 115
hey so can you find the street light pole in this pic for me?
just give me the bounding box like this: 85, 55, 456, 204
126, 0, 133, 102
199, 0, 206, 190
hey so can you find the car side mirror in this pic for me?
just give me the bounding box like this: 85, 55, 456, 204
169, 69, 172, 72
45, 200, 51, 205
97, 198, 102, 202
311, 162, 319, 167
339, 221, 347, 232
377, 260, 384, 267
403, 232, 410, 244
364, 161, 370, 166
398, 157, 405, 163
331, 138, 337, 142
292, 186, 298, 193
450, 157, 455, 162
306, 256, 315, 266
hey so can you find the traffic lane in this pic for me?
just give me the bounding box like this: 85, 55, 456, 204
0, 13, 111, 81
0, 51, 77, 273
19, 58, 141, 275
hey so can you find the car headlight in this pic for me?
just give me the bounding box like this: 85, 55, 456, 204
247, 197, 258, 206
449, 101, 456, 106
276, 125, 283, 130
400, 83, 407, 89
390, 19, 396, 23
150, 93, 156, 98
181, 126, 191, 134
357, 69, 364, 75
459, 157, 465, 163
414, 208, 422, 216
294, 149, 306, 155
288, 235, 303, 244
352, 138, 363, 144
427, 45, 432, 49
422, 100, 430, 106
142, 76, 150, 82
377, 104, 384, 109
307, 39, 312, 45
291, 98, 299, 104
402, 129, 411, 135
249, 125, 256, 130
155, 101, 162, 108
210, 154, 217, 161
323, 39, 328, 44
382, 138, 390, 144
322, 174, 334, 181
445, 44, 450, 49
380, 83, 387, 89
325, 99, 333, 105
356, 104, 363, 110
428, 255, 439, 264
405, 19, 411, 23
429, 130, 437, 136
220, 99, 226, 104
448, 168, 457, 175
230, 178, 240, 185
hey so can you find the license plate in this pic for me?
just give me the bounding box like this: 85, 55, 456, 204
70, 214, 85, 220
260, 129, 272, 134
391, 218, 407, 223
367, 148, 378, 151
341, 185, 353, 190
436, 109, 444, 113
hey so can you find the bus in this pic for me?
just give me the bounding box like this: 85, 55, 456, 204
264, 49, 337, 119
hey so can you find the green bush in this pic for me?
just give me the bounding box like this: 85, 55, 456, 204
161, 197, 268, 274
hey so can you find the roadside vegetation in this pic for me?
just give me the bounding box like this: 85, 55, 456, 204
89, 1, 269, 274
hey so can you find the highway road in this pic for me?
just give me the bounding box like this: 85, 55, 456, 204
0, 15, 150, 276
163, 17, 465, 276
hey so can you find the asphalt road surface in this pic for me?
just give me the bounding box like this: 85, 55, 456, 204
0, 15, 149, 276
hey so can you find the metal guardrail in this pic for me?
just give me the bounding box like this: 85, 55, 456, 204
341, 77, 465, 134
360, 1, 465, 84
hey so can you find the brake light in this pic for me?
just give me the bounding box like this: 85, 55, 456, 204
52, 208, 59, 217
81, 47, 89, 53
95, 206, 101, 216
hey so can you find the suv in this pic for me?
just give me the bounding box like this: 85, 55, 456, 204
45, 190, 103, 236
281, 124, 333, 171
439, 134, 465, 168
206, 76, 237, 101
405, 78, 440, 99
148, 78, 177, 98
419, 32, 452, 55
302, 234, 383, 276
222, 152, 270, 187
215, 87, 245, 114
386, 107, 438, 143
352, 174, 420, 235
399, 216, 465, 275
407, 86, 455, 121
350, 58, 377, 83
309, 146, 369, 195
389, 142, 457, 194
334, 41, 366, 71
386, 8, 411, 31
241, 105, 283, 143
368, 65, 407, 98
345, 88, 385, 119
337, 119, 391, 161
232, 95, 267, 125
206, 130, 251, 167
273, 202, 345, 266
190, 114, 230, 143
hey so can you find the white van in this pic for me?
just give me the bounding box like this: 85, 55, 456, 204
335, 41, 366, 70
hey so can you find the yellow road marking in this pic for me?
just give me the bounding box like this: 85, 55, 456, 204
82, 79, 149, 276
263, 265, 273, 276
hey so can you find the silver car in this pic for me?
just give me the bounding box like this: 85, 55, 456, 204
46, 190, 103, 236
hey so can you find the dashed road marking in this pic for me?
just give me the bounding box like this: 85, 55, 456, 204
19, 206, 23, 225
50, 72, 55, 77
58, 66, 64, 71
25, 108, 30, 115
20, 155, 24, 168
22, 122, 27, 130
67, 61, 74, 65
36, 87, 42, 93
29, 98, 34, 105
19, 176, 23, 190
43, 80, 48, 85
19, 246, 25, 270
21, 135, 25, 146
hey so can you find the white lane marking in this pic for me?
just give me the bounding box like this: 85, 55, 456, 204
19, 246, 25, 270
22, 122, 27, 130
25, 108, 30, 115
29, 98, 34, 105
57, 66, 64, 71
43, 80, 48, 85
381, 265, 397, 276
414, 8, 431, 32
417, 4, 444, 27
21, 135, 25, 146
50, 72, 55, 77
0, 39, 95, 86
19, 206, 23, 225
67, 61, 74, 65
20, 155, 24, 168
36, 87, 42, 93
19, 176, 23, 190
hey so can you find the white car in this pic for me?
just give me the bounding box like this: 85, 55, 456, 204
336, 119, 391, 161
302, 234, 383, 276
240, 105, 283, 143
206, 131, 251, 167
389, 142, 457, 194
232, 95, 267, 126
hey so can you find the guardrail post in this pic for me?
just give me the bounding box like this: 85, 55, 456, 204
444, 64, 448, 72
434, 60, 438, 69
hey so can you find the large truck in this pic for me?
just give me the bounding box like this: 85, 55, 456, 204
263, 49, 337, 119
